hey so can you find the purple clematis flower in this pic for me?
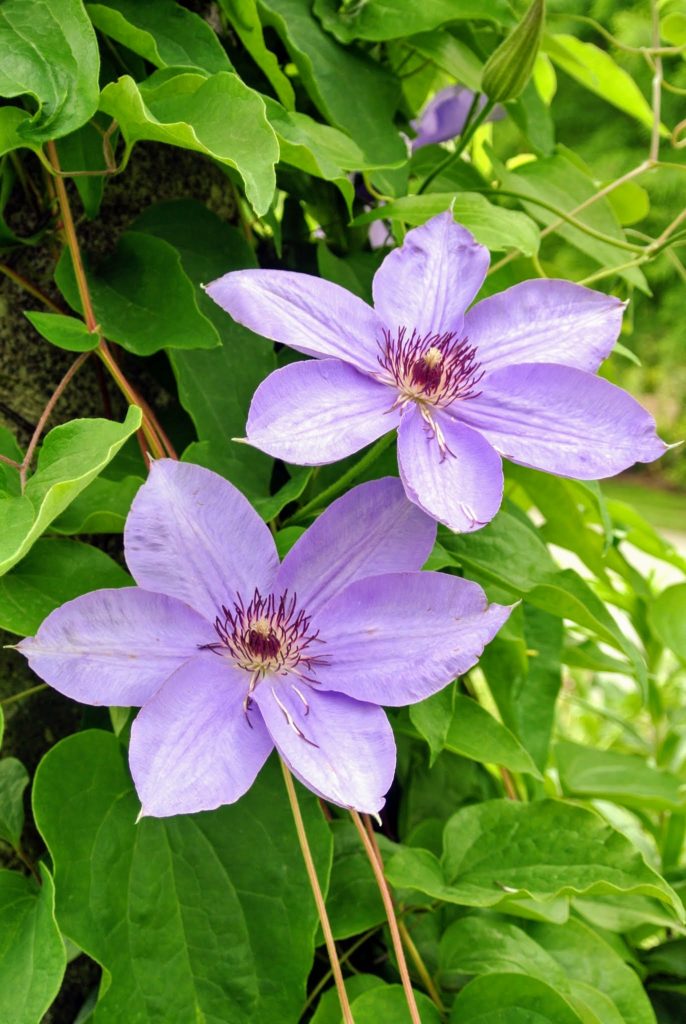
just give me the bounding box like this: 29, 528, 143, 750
18, 460, 511, 817
206, 212, 667, 533
411, 86, 504, 150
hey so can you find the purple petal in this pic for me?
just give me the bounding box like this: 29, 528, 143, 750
372, 212, 489, 337
411, 88, 505, 150
314, 572, 512, 706
397, 406, 503, 532
276, 477, 436, 614
254, 684, 395, 813
18, 588, 212, 707
130, 653, 274, 817
457, 363, 667, 479
411, 87, 477, 149
205, 268, 384, 374
466, 279, 626, 374
246, 359, 397, 465
124, 460, 278, 622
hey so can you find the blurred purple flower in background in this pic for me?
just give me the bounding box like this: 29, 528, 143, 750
19, 461, 511, 817
411, 86, 504, 150
207, 212, 666, 533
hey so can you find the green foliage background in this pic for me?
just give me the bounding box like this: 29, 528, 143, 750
0, 0, 685, 1021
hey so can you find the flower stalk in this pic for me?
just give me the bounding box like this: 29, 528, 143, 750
281, 761, 355, 1024
350, 811, 423, 1024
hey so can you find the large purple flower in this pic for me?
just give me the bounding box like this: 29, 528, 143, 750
18, 460, 510, 817
206, 212, 666, 532
410, 87, 504, 150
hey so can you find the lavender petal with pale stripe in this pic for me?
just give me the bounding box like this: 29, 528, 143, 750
18, 460, 510, 817
207, 211, 666, 532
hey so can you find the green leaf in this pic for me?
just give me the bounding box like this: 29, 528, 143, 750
556, 741, 685, 811
440, 915, 657, 1024
354, 194, 540, 255
50, 474, 143, 534
444, 696, 542, 779
55, 231, 218, 355
481, 606, 562, 772
264, 97, 373, 205
386, 799, 683, 917
0, 0, 99, 143
218, 0, 295, 108
608, 180, 650, 226
450, 973, 585, 1024
350, 984, 442, 1023
257, 0, 406, 166
410, 690, 542, 778
311, 976, 385, 1024
494, 149, 650, 291
313, 0, 512, 43
132, 200, 276, 494
99, 71, 278, 214
0, 407, 142, 576
24, 311, 98, 352
33, 731, 331, 1023
87, 0, 233, 73
409, 685, 455, 765
0, 538, 131, 635
0, 866, 66, 1024
648, 583, 686, 660
407, 29, 483, 91
0, 758, 29, 848
544, 34, 663, 133
439, 508, 647, 689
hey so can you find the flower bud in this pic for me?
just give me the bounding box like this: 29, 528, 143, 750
481, 0, 546, 102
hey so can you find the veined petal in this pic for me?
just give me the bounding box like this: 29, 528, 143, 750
314, 572, 512, 706
246, 359, 398, 465
18, 588, 212, 707
372, 212, 489, 337
276, 477, 436, 614
254, 684, 395, 813
205, 268, 384, 374
397, 406, 503, 532
124, 459, 278, 623
457, 363, 667, 479
130, 654, 274, 818
465, 279, 626, 374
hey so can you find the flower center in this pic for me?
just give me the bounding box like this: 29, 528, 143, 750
207, 588, 325, 678
377, 327, 483, 408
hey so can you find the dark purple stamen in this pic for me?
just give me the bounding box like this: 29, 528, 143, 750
377, 327, 484, 406
202, 588, 327, 682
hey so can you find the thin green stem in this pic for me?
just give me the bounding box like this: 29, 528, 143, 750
417, 96, 494, 195
397, 918, 446, 1016
351, 811, 422, 1024
0, 261, 65, 314
0, 683, 48, 706
301, 927, 378, 1019
281, 762, 355, 1024
286, 432, 395, 526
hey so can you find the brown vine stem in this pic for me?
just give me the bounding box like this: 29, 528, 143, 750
281, 761, 355, 1024
19, 350, 91, 492
350, 811, 422, 1024
44, 141, 176, 462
